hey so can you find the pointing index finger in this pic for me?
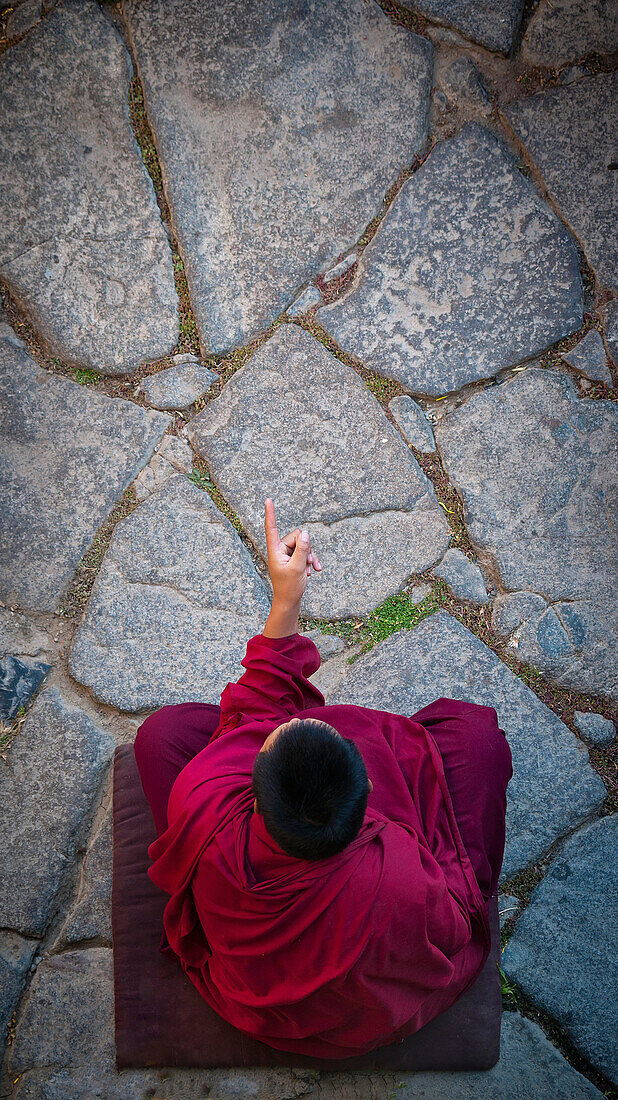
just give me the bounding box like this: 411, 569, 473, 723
264, 498, 279, 552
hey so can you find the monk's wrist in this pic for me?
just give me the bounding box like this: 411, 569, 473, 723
263, 596, 301, 638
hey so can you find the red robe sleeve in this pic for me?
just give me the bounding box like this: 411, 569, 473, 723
211, 632, 325, 740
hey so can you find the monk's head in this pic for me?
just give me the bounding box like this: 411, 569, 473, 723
251, 718, 373, 861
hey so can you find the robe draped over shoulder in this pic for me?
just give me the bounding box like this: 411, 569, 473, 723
146, 633, 492, 1058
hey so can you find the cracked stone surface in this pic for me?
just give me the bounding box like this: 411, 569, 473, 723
562, 329, 613, 387
0, 931, 38, 1048
139, 362, 218, 410
506, 72, 618, 292
321, 124, 582, 395
0, 327, 170, 611
69, 473, 271, 711
329, 611, 606, 879
401, 0, 525, 52
0, 610, 48, 660
4, 0, 41, 39
503, 816, 618, 1084
0, 687, 114, 936
436, 367, 618, 699
573, 711, 615, 748
187, 325, 450, 618
520, 0, 618, 68
437, 56, 490, 111
0, 656, 50, 721
121, 0, 433, 352
59, 801, 112, 947
0, 0, 178, 372
433, 548, 490, 606
389, 394, 437, 452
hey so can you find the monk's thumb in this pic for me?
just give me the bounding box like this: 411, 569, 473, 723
292, 529, 310, 567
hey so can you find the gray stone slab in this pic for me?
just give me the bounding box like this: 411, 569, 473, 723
139, 363, 218, 410
122, 0, 433, 352
186, 325, 450, 619
437, 55, 490, 110
506, 72, 618, 291
322, 124, 582, 396
302, 630, 345, 662
5, 0, 41, 39
0, 611, 48, 660
0, 656, 50, 721
60, 803, 112, 946
69, 473, 271, 712
603, 298, 618, 364
402, 0, 525, 52
389, 395, 437, 452
436, 367, 618, 699
286, 284, 322, 318
0, 0, 178, 372
520, 0, 618, 68
0, 328, 170, 611
0, 687, 114, 936
573, 710, 615, 748
562, 329, 613, 386
503, 816, 618, 1083
329, 611, 606, 879
0, 931, 38, 1046
434, 548, 490, 605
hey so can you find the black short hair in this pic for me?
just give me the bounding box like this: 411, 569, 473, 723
251, 719, 369, 861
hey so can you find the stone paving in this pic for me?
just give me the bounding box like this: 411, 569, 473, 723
0, 1, 616, 1098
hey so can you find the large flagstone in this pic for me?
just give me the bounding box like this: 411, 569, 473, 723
435, 367, 618, 699
122, 0, 433, 352
401, 0, 525, 53
0, 326, 170, 612
519, 0, 618, 68
503, 816, 617, 1084
329, 611, 606, 879
0, 688, 114, 937
68, 473, 271, 712
0, 0, 178, 372
186, 325, 450, 619
321, 125, 582, 395
506, 72, 618, 291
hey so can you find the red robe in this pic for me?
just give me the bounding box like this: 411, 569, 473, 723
147, 633, 492, 1059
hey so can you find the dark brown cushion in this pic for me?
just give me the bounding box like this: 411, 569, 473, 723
113, 744, 501, 1070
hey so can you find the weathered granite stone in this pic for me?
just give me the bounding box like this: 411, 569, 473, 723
187, 326, 449, 619
438, 56, 490, 109
139, 363, 218, 410
0, 0, 178, 372
389, 395, 437, 452
133, 434, 195, 501
156, 433, 194, 474
0, 330, 170, 611
498, 894, 522, 928
437, 368, 618, 699
330, 611, 606, 878
434, 548, 490, 605
573, 710, 615, 747
69, 473, 271, 711
60, 803, 112, 946
0, 931, 38, 1045
520, 0, 618, 68
286, 285, 323, 318
401, 0, 525, 52
302, 630, 345, 662
122, 0, 434, 351
506, 73, 618, 290
503, 816, 618, 1083
409, 582, 433, 604
322, 253, 358, 286
562, 329, 613, 386
5, 0, 41, 38
322, 125, 582, 395
0, 610, 48, 659
0, 656, 50, 721
0, 688, 114, 935
9, 948, 115, 1075
603, 298, 618, 363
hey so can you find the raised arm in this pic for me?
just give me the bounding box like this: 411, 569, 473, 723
263, 497, 322, 638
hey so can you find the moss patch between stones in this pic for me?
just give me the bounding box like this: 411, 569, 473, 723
59, 485, 139, 620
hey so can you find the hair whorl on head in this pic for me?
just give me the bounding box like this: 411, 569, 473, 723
251, 719, 369, 861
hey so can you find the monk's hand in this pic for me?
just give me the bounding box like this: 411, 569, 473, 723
264, 498, 322, 607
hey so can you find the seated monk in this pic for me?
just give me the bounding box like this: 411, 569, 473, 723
134, 497, 513, 1060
